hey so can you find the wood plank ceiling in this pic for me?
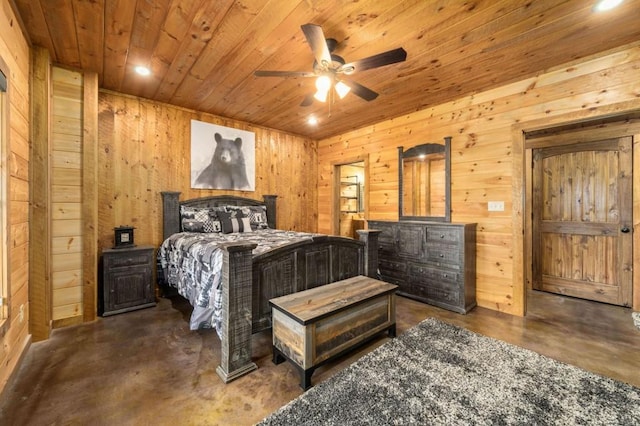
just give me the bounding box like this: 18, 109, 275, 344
13, 0, 640, 139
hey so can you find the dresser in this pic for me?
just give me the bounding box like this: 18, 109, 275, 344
100, 245, 156, 316
368, 220, 476, 314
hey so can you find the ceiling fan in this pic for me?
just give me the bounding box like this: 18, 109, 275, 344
254, 23, 407, 106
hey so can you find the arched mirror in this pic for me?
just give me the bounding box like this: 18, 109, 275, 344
398, 136, 451, 222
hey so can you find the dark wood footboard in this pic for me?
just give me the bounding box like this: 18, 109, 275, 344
251, 233, 379, 333
216, 231, 379, 383
159, 191, 379, 383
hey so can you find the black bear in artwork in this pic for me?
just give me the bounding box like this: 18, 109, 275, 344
195, 133, 250, 190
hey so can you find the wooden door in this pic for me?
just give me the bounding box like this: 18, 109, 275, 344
532, 137, 632, 306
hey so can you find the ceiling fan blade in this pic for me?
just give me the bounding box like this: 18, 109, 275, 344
341, 79, 379, 101
300, 94, 314, 107
301, 23, 332, 68
339, 48, 407, 74
254, 70, 316, 78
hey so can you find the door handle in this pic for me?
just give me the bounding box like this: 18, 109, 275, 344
621, 226, 631, 233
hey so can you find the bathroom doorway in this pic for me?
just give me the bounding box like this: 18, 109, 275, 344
334, 160, 366, 238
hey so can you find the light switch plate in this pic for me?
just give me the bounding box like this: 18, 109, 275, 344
488, 201, 504, 212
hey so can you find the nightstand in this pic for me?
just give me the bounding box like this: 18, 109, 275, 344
100, 245, 156, 316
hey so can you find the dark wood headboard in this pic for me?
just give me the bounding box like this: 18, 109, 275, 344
161, 192, 277, 240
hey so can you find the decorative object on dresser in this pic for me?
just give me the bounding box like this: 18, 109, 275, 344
99, 245, 156, 316
270, 275, 397, 390
113, 225, 135, 248
158, 191, 380, 384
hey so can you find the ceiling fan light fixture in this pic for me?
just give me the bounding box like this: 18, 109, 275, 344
335, 81, 351, 99
314, 89, 329, 103
314, 75, 332, 102
315, 75, 332, 92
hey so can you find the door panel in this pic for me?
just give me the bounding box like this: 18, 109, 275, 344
532, 137, 632, 306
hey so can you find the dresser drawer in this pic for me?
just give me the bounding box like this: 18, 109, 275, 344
409, 263, 458, 285
412, 280, 461, 305
377, 236, 395, 251
378, 246, 398, 259
426, 245, 460, 267
369, 222, 396, 247
426, 226, 461, 244
377, 260, 408, 293
379, 258, 407, 278
105, 251, 153, 268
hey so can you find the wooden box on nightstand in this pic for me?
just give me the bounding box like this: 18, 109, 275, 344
99, 245, 156, 316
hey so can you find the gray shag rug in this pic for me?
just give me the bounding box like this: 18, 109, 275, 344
258, 318, 640, 425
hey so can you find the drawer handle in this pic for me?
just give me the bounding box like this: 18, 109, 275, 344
439, 253, 444, 258
440, 234, 445, 238
443, 274, 449, 278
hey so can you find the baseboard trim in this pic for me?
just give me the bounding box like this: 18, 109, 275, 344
52, 315, 83, 329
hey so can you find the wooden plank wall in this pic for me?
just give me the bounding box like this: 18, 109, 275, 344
317, 43, 640, 316
0, 0, 31, 395
50, 67, 83, 326
97, 91, 318, 251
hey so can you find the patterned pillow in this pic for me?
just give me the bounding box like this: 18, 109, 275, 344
218, 210, 253, 234
226, 205, 269, 230
180, 206, 225, 233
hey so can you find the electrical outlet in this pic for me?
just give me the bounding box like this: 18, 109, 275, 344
19, 304, 24, 323
488, 201, 505, 212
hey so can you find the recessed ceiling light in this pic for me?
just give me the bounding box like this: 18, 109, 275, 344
135, 66, 151, 76
308, 116, 318, 125
594, 0, 623, 11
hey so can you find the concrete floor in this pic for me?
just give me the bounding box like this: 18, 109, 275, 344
1, 290, 639, 425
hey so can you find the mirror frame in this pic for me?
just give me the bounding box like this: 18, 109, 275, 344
398, 136, 451, 222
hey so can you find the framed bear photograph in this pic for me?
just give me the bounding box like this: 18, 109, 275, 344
190, 120, 256, 191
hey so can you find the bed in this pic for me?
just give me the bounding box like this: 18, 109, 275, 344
158, 191, 380, 383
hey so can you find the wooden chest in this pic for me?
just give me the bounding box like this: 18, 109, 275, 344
269, 275, 397, 389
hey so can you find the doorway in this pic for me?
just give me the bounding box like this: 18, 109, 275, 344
524, 116, 640, 311
334, 161, 365, 238
531, 136, 632, 306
